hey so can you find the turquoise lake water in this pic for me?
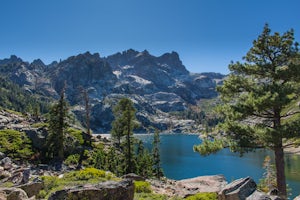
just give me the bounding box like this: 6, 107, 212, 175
136, 134, 300, 198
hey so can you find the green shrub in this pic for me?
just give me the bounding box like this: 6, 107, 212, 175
67, 128, 84, 145
134, 192, 169, 200
41, 176, 60, 191
0, 129, 33, 160
32, 122, 49, 128
37, 190, 47, 199
40, 168, 117, 198
39, 176, 65, 199
64, 168, 110, 181
185, 192, 218, 200
64, 154, 80, 166
134, 181, 152, 193
0, 182, 14, 187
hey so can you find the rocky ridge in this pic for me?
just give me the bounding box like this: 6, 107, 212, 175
0, 50, 225, 132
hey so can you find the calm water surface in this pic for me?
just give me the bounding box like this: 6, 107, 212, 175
136, 134, 300, 198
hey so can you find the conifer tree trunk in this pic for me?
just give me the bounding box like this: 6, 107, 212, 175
273, 110, 287, 197
275, 145, 287, 198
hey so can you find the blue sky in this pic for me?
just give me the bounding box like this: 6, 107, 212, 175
0, 0, 299, 74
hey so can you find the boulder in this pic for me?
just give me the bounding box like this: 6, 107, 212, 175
0, 170, 11, 179
246, 190, 283, 200
48, 179, 134, 200
149, 175, 227, 198
0, 152, 6, 160
23, 128, 48, 150
218, 177, 256, 200
0, 191, 6, 200
0, 157, 13, 170
294, 195, 300, 200
0, 188, 28, 200
176, 175, 227, 198
18, 181, 44, 198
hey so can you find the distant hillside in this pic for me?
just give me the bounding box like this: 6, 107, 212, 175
0, 50, 225, 132
0, 76, 50, 114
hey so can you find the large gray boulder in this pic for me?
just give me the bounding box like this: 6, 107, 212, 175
0, 187, 29, 200
150, 175, 227, 198
23, 127, 48, 150
246, 190, 282, 200
218, 177, 256, 200
176, 175, 227, 197
18, 181, 44, 198
48, 179, 134, 200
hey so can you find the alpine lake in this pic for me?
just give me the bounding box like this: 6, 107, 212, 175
135, 133, 300, 199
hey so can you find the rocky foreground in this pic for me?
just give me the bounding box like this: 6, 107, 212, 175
0, 109, 298, 199
0, 153, 289, 200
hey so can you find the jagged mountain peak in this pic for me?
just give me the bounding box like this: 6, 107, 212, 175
0, 50, 225, 132
106, 49, 188, 76
62, 51, 102, 64
0, 55, 24, 65
31, 59, 45, 67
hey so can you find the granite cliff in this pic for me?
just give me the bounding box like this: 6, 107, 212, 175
0, 50, 225, 132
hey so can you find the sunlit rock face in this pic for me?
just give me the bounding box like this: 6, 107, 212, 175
0, 50, 225, 132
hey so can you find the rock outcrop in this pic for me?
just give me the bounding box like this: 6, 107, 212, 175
0, 110, 48, 151
246, 190, 282, 200
17, 181, 44, 198
0, 187, 29, 200
149, 175, 227, 198
218, 177, 283, 200
48, 179, 134, 200
218, 177, 256, 200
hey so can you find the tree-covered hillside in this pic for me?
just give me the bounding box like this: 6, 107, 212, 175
0, 76, 50, 114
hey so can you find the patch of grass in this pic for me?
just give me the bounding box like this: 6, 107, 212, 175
185, 192, 218, 200
134, 181, 152, 193
0, 182, 14, 187
64, 167, 109, 181
31, 122, 49, 128
39, 168, 117, 199
4, 109, 24, 116
134, 193, 171, 200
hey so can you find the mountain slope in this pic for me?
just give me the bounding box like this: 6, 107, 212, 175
0, 50, 225, 132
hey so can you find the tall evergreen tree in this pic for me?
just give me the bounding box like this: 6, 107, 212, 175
152, 129, 163, 179
136, 140, 153, 177
46, 86, 69, 163
194, 24, 300, 197
111, 98, 138, 173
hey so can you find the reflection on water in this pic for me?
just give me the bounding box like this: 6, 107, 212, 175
135, 133, 300, 198
285, 154, 300, 182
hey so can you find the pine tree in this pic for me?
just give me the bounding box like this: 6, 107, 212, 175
46, 86, 69, 163
194, 24, 300, 197
152, 129, 163, 179
136, 140, 153, 177
77, 87, 92, 169
111, 98, 138, 174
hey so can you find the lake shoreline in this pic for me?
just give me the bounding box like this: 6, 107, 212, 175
96, 133, 300, 155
